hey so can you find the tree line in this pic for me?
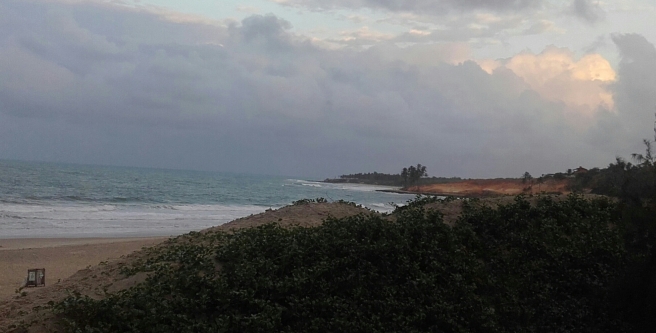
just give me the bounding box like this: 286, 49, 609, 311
401, 164, 427, 187
326, 164, 434, 188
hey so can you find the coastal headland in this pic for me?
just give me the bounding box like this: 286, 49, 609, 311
380, 178, 572, 198
324, 166, 578, 198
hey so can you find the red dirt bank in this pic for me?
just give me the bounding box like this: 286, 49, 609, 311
407, 178, 571, 197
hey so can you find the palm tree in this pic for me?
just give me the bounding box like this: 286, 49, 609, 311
632, 139, 655, 167
408, 166, 417, 186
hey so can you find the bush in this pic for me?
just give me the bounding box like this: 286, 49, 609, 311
455, 195, 628, 332
54, 195, 632, 332
292, 198, 329, 205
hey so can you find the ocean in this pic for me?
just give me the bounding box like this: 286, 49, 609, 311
0, 160, 415, 238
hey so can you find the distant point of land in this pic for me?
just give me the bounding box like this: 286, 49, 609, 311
324, 167, 586, 198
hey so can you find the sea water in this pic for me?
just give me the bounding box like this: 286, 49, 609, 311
0, 160, 415, 238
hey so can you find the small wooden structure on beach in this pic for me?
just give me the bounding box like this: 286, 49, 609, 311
25, 268, 45, 287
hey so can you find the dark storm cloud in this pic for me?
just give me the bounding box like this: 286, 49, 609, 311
0, 0, 654, 178
606, 34, 656, 149
570, 0, 605, 24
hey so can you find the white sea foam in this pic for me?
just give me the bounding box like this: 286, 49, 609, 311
362, 202, 398, 213
335, 184, 399, 192
0, 202, 268, 238
286, 179, 323, 187
286, 179, 402, 193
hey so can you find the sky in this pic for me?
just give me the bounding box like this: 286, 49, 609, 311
0, 0, 655, 178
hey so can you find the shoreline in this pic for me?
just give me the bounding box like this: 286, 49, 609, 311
0, 230, 199, 241
0, 236, 169, 250
376, 188, 455, 196
376, 188, 493, 198
376, 188, 512, 198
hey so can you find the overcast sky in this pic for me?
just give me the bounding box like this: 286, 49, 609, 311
0, 0, 655, 178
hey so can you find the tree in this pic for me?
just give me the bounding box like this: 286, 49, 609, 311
632, 139, 655, 167
522, 172, 533, 184
402, 164, 428, 187
631, 115, 656, 200
416, 164, 427, 180
408, 166, 417, 186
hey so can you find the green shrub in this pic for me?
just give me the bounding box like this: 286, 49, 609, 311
54, 195, 632, 332
292, 198, 328, 205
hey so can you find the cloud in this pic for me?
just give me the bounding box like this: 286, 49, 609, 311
583, 34, 609, 53
384, 12, 555, 46
324, 26, 395, 46
500, 47, 616, 114
236, 5, 261, 14
280, 1, 556, 50
570, 0, 605, 24
608, 33, 656, 149
365, 42, 472, 66
522, 20, 557, 35
270, 0, 542, 15
0, 0, 655, 179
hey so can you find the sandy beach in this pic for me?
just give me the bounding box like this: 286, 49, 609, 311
0, 237, 166, 300
0, 203, 378, 332
0, 202, 376, 305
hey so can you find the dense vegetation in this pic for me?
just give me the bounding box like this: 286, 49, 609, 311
568, 126, 656, 203
324, 171, 405, 186
324, 164, 461, 187
400, 164, 427, 186
52, 194, 656, 332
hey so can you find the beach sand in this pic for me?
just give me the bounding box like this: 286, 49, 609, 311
0, 237, 166, 300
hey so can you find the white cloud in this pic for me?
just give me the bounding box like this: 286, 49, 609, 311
331, 26, 395, 45
236, 5, 261, 14
502, 47, 616, 112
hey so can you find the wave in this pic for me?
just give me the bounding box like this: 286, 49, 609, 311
4, 195, 152, 204
0, 203, 117, 214
285, 179, 324, 187
362, 202, 398, 213
0, 201, 267, 223
165, 204, 272, 211
0, 202, 270, 238
369, 202, 389, 208
285, 179, 401, 193
0, 214, 26, 219
0, 162, 417, 238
